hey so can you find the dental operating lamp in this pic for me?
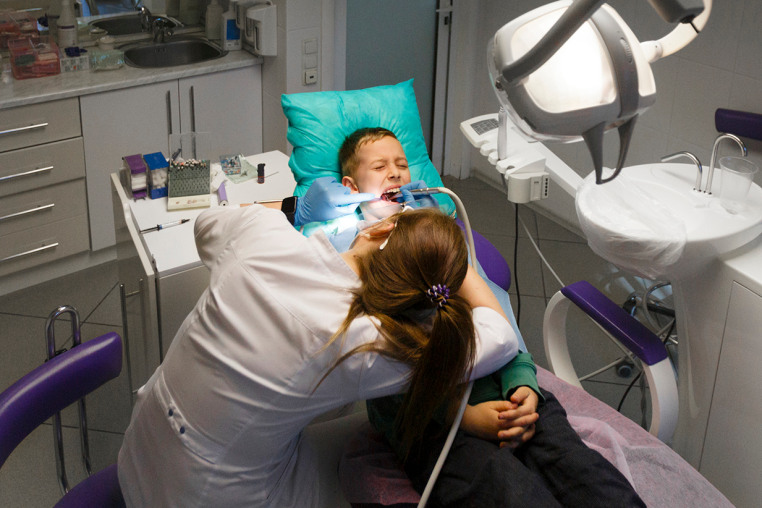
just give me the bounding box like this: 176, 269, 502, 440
490, 0, 709, 184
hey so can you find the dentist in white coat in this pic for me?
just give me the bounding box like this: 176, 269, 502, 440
118, 204, 517, 507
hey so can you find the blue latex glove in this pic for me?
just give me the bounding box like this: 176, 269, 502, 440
294, 177, 375, 226
399, 180, 439, 208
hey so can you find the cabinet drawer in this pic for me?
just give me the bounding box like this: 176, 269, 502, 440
0, 137, 85, 198
0, 98, 81, 153
0, 179, 87, 237
0, 214, 89, 277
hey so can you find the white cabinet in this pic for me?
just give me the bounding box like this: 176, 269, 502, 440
0, 98, 89, 277
82, 65, 263, 251
110, 151, 294, 387
700, 282, 762, 507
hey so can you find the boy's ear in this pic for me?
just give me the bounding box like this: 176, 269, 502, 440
342, 176, 359, 193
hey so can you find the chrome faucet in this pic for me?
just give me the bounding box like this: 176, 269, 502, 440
139, 6, 153, 32
661, 151, 703, 191
706, 133, 747, 194
151, 18, 174, 43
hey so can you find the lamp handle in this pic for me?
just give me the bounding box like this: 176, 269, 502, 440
641, 0, 712, 62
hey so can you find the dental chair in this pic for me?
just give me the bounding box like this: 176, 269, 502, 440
0, 331, 125, 507
283, 81, 731, 507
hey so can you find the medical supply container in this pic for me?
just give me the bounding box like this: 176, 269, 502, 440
9, 36, 61, 80
57, 0, 78, 49
221, 0, 241, 50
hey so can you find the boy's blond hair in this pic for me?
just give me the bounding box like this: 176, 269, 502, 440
339, 127, 398, 180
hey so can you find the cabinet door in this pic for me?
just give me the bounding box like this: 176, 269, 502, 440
81, 81, 180, 251
178, 66, 263, 160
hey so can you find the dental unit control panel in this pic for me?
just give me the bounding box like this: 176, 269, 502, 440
461, 113, 549, 204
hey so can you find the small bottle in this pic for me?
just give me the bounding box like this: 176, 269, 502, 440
58, 0, 78, 49
205, 0, 223, 40
220, 0, 241, 51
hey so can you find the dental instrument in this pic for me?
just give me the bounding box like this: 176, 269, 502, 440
140, 218, 190, 234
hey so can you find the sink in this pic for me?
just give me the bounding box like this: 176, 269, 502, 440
576, 162, 762, 280
121, 38, 226, 68
89, 14, 179, 36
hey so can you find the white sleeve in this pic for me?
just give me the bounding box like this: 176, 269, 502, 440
194, 205, 283, 267
469, 306, 518, 380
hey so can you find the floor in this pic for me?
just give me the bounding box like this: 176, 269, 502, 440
0, 175, 667, 507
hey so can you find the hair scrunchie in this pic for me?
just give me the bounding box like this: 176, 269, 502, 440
426, 284, 450, 308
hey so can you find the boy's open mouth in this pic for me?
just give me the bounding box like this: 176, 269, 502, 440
381, 187, 401, 202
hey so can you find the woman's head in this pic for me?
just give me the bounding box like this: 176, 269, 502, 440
339, 127, 412, 199
332, 208, 475, 455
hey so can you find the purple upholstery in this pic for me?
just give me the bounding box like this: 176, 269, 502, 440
53, 464, 125, 508
715, 108, 762, 142
0, 332, 124, 506
339, 367, 733, 508
561, 281, 667, 366
456, 219, 511, 291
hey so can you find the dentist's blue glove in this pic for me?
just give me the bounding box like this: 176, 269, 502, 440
399, 180, 439, 209
294, 176, 375, 227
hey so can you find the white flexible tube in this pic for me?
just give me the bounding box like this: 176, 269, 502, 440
411, 187, 477, 508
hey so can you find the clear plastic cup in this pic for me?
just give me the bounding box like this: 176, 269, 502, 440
718, 156, 758, 214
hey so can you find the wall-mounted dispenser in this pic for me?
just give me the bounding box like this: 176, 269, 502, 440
244, 1, 277, 57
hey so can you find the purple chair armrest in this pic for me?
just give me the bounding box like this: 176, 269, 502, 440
715, 108, 762, 142
53, 463, 125, 508
0, 332, 123, 467
561, 281, 667, 365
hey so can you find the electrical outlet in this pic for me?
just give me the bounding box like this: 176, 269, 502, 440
304, 69, 318, 85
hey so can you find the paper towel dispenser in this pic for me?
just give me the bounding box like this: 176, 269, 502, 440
244, 1, 277, 57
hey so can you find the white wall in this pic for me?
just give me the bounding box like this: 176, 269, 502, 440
261, 0, 337, 154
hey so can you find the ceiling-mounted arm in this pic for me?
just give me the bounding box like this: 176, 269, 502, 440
642, 0, 712, 62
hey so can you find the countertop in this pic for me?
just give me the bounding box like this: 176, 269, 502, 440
0, 43, 261, 111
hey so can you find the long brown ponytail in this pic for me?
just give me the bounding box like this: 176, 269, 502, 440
326, 208, 476, 455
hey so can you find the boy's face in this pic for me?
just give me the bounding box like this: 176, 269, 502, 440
342, 136, 411, 199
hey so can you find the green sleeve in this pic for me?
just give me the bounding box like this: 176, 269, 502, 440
496, 351, 543, 401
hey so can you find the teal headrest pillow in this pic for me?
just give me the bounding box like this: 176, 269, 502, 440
281, 79, 454, 214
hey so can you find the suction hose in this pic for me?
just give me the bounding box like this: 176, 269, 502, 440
407, 188, 476, 508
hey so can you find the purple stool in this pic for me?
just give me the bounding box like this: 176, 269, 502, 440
0, 332, 126, 507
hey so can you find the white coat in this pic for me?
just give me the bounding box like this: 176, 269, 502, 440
118, 205, 517, 507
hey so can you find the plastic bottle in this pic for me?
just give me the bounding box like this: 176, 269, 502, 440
205, 0, 223, 40
220, 0, 241, 51
57, 0, 78, 49
46, 0, 62, 43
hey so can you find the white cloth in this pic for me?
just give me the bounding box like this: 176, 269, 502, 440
117, 205, 517, 507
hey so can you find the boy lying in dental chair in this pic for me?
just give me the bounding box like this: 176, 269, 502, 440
295, 127, 645, 507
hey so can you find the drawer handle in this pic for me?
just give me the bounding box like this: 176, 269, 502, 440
0, 203, 55, 222
0, 242, 58, 263
0, 165, 54, 183
0, 122, 49, 137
